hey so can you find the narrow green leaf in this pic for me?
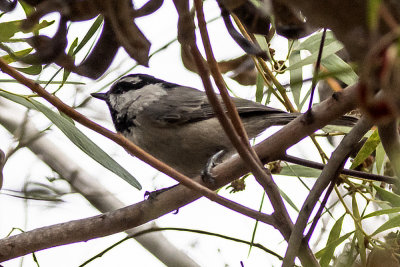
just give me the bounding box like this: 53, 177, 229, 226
0, 90, 36, 109
352, 194, 361, 221
319, 214, 346, 267
73, 16, 103, 55
248, 192, 265, 256
61, 37, 79, 88
68, 38, 79, 56
296, 31, 337, 51
364, 207, 400, 219
0, 20, 22, 42
331, 235, 358, 266
315, 231, 354, 258
0, 19, 53, 42
371, 214, 400, 237
20, 0, 34, 16
0, 79, 84, 85
299, 87, 312, 109
278, 164, 321, 178
15, 65, 42, 75
350, 129, 380, 169
279, 188, 299, 212
1, 48, 32, 64
352, 194, 366, 265
29, 20, 54, 34
375, 142, 385, 174
255, 73, 264, 103
321, 54, 358, 86
59, 111, 75, 125
31, 101, 141, 189
289, 40, 302, 109
374, 185, 400, 207
367, 0, 381, 31
0, 91, 141, 189
288, 42, 343, 71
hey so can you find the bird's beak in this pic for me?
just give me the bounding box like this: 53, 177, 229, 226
91, 92, 107, 101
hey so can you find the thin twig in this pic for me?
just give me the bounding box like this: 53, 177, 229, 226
308, 28, 327, 110
80, 227, 287, 266
282, 154, 397, 184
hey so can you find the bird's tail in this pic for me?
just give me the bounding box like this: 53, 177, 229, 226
266, 113, 358, 127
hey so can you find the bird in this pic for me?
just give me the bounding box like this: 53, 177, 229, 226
91, 73, 357, 179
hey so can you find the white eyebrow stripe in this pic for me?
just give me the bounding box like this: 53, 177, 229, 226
118, 76, 141, 84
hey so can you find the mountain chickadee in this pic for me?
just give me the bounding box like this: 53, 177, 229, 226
91, 74, 357, 178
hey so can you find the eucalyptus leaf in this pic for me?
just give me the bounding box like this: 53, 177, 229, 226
374, 185, 400, 207
279, 188, 299, 212
315, 231, 354, 258
350, 129, 380, 169
1, 48, 32, 64
15, 65, 42, 75
371, 214, 400, 237
296, 31, 337, 51
61, 37, 79, 88
367, 0, 382, 30
0, 20, 53, 42
290, 31, 358, 86
375, 142, 385, 174
363, 207, 400, 219
0, 20, 22, 42
287, 41, 343, 71
0, 79, 84, 85
352, 194, 366, 265
289, 40, 302, 109
255, 73, 264, 103
319, 214, 345, 267
321, 54, 358, 85
278, 164, 322, 178
0, 91, 141, 189
73, 16, 103, 55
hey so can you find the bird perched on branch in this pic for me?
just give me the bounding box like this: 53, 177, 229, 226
91, 74, 357, 178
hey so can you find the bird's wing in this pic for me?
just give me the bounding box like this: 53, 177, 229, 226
141, 86, 286, 126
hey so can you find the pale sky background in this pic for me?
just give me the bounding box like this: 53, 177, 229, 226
0, 1, 363, 266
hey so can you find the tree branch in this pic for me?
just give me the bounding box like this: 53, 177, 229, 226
282, 154, 397, 184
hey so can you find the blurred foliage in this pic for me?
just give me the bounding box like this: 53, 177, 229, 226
0, 0, 398, 266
